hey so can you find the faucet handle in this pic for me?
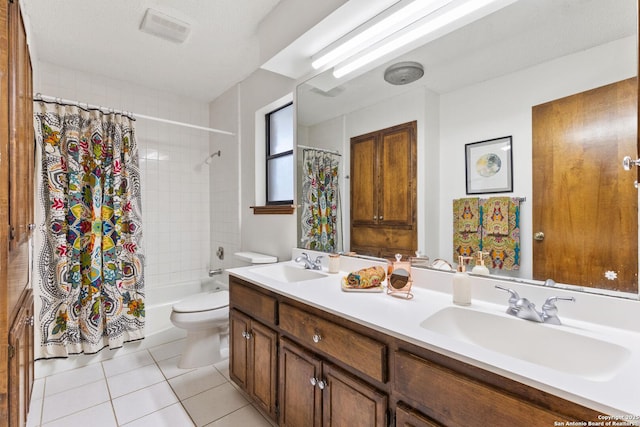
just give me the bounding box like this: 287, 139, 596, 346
495, 285, 520, 315
542, 296, 575, 315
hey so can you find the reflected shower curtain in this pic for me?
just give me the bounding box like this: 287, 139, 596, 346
301, 149, 340, 252
33, 100, 145, 358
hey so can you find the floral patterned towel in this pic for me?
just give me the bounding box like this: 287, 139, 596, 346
344, 266, 386, 289
457, 197, 479, 232
484, 197, 510, 235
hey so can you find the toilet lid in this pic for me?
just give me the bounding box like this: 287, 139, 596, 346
172, 291, 229, 313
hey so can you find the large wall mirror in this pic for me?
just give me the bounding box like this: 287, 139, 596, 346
296, 0, 639, 298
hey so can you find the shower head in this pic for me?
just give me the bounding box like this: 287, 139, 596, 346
204, 150, 221, 164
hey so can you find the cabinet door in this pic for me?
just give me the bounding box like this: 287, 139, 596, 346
322, 363, 387, 427
9, 290, 34, 427
379, 124, 415, 227
229, 309, 251, 389
395, 404, 441, 427
350, 134, 378, 226
279, 339, 322, 427
248, 321, 278, 420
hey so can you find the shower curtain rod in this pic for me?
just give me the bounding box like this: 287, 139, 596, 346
33, 93, 235, 136
298, 145, 342, 156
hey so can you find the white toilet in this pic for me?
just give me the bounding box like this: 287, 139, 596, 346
169, 251, 277, 369
170, 290, 230, 368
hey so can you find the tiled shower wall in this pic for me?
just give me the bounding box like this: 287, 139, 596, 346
35, 61, 212, 292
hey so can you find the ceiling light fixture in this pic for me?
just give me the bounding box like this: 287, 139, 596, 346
311, 0, 453, 70
333, 0, 504, 79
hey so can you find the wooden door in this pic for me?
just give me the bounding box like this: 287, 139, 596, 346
379, 123, 415, 227
9, 290, 33, 427
229, 310, 250, 389
321, 363, 387, 427
249, 321, 277, 420
279, 339, 322, 427
350, 135, 377, 226
533, 78, 638, 292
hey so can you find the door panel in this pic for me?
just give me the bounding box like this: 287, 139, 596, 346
250, 321, 277, 419
380, 127, 413, 225
229, 310, 250, 388
279, 339, 322, 427
322, 363, 387, 427
532, 78, 638, 291
350, 135, 377, 226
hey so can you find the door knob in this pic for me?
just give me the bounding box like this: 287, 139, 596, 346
534, 232, 545, 241
623, 156, 640, 170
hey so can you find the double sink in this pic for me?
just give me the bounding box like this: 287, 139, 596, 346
247, 261, 633, 383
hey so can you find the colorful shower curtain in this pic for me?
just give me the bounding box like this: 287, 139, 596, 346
33, 100, 145, 358
300, 149, 341, 252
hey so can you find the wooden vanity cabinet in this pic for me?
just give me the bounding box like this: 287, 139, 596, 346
229, 276, 601, 427
279, 338, 387, 427
228, 280, 279, 420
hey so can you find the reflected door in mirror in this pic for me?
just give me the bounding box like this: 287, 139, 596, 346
532, 78, 638, 292
350, 121, 417, 259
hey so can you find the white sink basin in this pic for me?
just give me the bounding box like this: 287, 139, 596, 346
250, 263, 327, 283
420, 306, 631, 381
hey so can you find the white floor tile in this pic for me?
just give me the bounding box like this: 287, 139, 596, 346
41, 402, 117, 427
44, 363, 105, 396
122, 403, 194, 427
148, 339, 186, 362
112, 381, 179, 425
207, 405, 273, 427
41, 379, 111, 424
168, 365, 227, 400
213, 359, 229, 381
26, 398, 42, 427
182, 383, 249, 427
157, 355, 196, 379
102, 350, 155, 377
107, 363, 166, 398
31, 378, 46, 401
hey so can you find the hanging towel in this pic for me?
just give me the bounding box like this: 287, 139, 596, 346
457, 197, 479, 232
484, 197, 510, 236
482, 197, 522, 270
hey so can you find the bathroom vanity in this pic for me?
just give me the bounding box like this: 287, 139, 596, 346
228, 254, 640, 426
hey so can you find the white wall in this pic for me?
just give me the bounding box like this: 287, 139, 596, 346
209, 69, 297, 264
439, 36, 636, 278
36, 62, 212, 291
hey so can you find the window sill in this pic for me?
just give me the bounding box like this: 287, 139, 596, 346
250, 205, 296, 215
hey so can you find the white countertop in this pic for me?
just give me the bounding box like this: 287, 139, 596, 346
228, 251, 640, 423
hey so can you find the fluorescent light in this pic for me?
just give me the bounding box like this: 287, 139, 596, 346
333, 0, 500, 79
312, 0, 452, 70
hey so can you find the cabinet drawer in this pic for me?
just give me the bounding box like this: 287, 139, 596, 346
279, 303, 387, 383
230, 279, 277, 325
394, 350, 561, 426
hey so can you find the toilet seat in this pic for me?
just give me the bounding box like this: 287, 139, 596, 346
172, 290, 229, 313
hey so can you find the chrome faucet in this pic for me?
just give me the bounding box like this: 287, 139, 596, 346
295, 253, 323, 270
495, 286, 575, 325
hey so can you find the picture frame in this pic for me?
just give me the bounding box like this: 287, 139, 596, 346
465, 136, 513, 194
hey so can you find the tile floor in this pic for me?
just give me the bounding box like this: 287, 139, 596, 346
26, 329, 275, 427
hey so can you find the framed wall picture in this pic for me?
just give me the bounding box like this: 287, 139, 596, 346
465, 136, 513, 194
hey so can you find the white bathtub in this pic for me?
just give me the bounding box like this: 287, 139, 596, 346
145, 278, 224, 336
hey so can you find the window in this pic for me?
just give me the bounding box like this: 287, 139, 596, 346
265, 102, 293, 205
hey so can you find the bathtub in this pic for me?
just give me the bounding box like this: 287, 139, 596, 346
145, 278, 225, 337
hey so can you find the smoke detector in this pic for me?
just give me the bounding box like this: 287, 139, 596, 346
384, 61, 424, 85
140, 9, 191, 44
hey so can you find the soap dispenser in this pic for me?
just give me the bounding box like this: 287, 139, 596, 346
471, 251, 490, 276
453, 256, 472, 306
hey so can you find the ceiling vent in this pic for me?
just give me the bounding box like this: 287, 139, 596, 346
140, 9, 191, 44
384, 61, 424, 85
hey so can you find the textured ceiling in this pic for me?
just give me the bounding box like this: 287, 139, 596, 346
22, 0, 282, 102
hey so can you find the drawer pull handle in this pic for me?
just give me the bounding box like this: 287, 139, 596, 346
317, 379, 327, 390
242, 331, 252, 340
312, 333, 322, 343
310, 377, 317, 387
